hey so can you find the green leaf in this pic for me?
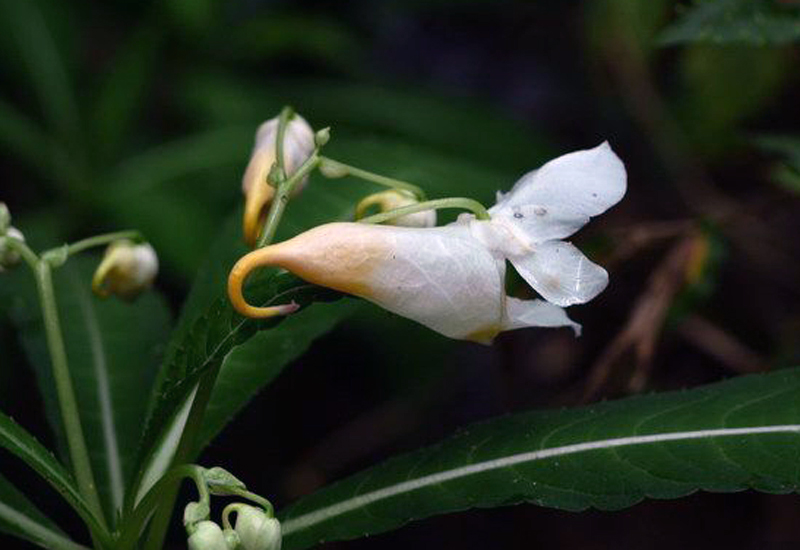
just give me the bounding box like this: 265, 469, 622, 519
0, 0, 81, 144
0, 474, 87, 550
0, 411, 103, 540
91, 24, 164, 162
280, 368, 800, 549
177, 74, 553, 171
659, 0, 800, 46
130, 274, 345, 504
9, 257, 172, 521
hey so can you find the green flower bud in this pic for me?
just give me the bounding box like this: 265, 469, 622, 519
234, 505, 281, 550
188, 521, 230, 550
0, 202, 10, 232
183, 501, 210, 528
314, 127, 330, 147
0, 227, 25, 272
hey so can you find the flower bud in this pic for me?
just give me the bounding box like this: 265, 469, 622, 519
0, 227, 25, 272
183, 501, 210, 528
188, 521, 230, 550
355, 190, 436, 228
243, 114, 315, 247
234, 505, 281, 550
0, 202, 10, 232
91, 240, 158, 300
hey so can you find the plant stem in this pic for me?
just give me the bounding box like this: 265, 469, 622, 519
35, 263, 107, 534
318, 156, 427, 200
256, 153, 321, 248
358, 197, 490, 224
141, 368, 220, 550
63, 230, 142, 257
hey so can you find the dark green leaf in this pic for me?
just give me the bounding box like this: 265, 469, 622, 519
280, 368, 800, 549
91, 24, 164, 161
0, 0, 81, 144
177, 75, 553, 171
9, 257, 172, 521
0, 474, 86, 550
659, 0, 800, 46
0, 411, 102, 539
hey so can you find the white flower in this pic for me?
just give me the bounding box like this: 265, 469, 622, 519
234, 506, 281, 550
243, 114, 315, 247
92, 240, 158, 300
355, 189, 437, 228
228, 142, 626, 343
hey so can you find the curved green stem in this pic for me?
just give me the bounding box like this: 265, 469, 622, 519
318, 156, 427, 200
62, 230, 142, 258
358, 197, 490, 225
35, 263, 107, 535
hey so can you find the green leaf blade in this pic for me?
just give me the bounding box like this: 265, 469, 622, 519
0, 411, 102, 541
8, 257, 172, 521
280, 368, 800, 549
0, 474, 87, 550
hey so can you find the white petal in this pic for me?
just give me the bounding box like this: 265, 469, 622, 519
509, 241, 608, 307
503, 297, 581, 336
266, 222, 507, 343
370, 224, 506, 341
489, 142, 626, 242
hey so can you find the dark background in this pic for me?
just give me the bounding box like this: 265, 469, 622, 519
2, 0, 800, 548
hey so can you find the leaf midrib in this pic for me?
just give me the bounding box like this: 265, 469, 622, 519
282, 424, 800, 535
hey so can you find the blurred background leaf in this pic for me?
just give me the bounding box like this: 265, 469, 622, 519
659, 0, 800, 46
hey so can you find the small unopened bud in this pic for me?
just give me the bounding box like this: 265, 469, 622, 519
355, 190, 436, 228
242, 113, 315, 247
183, 501, 210, 528
0, 227, 25, 272
234, 505, 281, 550
0, 203, 10, 232
314, 127, 330, 147
318, 158, 348, 179
188, 521, 230, 550
91, 240, 158, 300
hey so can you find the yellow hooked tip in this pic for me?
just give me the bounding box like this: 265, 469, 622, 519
228, 246, 300, 318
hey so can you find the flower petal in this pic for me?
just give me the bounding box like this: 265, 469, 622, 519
503, 297, 581, 336
509, 241, 608, 307
258, 222, 507, 342
489, 142, 626, 242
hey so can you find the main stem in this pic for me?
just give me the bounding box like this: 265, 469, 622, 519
35, 263, 107, 533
